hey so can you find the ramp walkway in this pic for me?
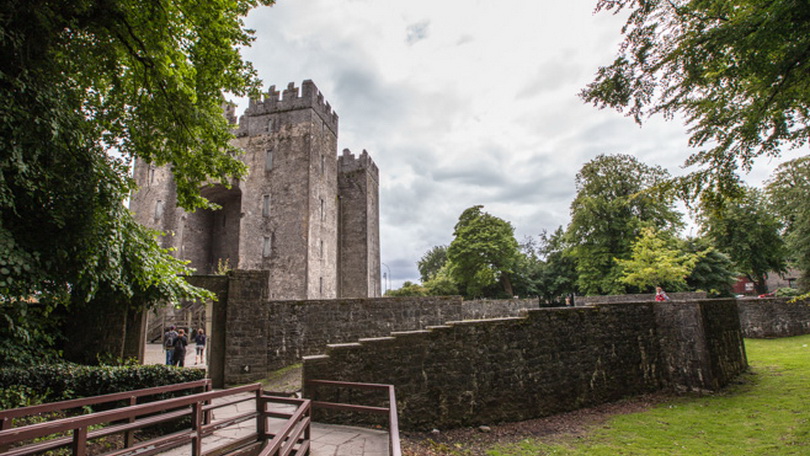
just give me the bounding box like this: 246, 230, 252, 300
0, 381, 397, 456
153, 391, 389, 456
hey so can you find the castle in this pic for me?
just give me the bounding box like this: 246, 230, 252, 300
130, 80, 381, 299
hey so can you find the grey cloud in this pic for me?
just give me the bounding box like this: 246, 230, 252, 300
518, 61, 584, 98
405, 20, 430, 45
456, 34, 474, 46
492, 172, 574, 205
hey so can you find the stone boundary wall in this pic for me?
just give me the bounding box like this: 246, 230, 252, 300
183, 272, 763, 394
303, 299, 747, 431
460, 298, 537, 320
577, 292, 707, 306
737, 297, 810, 338
217, 271, 540, 385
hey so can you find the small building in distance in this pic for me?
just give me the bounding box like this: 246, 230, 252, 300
130, 80, 381, 299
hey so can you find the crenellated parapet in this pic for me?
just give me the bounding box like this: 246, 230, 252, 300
338, 148, 379, 181
237, 80, 339, 136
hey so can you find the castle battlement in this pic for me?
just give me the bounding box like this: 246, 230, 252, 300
241, 80, 339, 134
339, 148, 379, 181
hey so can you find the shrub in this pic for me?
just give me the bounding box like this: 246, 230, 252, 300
775, 287, 802, 297
0, 364, 205, 409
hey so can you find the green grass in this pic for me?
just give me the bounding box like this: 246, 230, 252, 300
488, 335, 810, 456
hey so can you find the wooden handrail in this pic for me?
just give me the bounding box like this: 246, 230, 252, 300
0, 383, 314, 456
0, 383, 261, 450
0, 379, 211, 422
306, 379, 402, 456
256, 396, 311, 456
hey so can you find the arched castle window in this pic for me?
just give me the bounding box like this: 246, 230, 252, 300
267, 118, 273, 133
265, 149, 274, 171
320, 198, 324, 221
320, 154, 325, 175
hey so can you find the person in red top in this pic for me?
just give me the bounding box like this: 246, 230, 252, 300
655, 287, 671, 302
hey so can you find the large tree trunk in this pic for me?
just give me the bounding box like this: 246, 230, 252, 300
749, 274, 769, 295
500, 273, 514, 297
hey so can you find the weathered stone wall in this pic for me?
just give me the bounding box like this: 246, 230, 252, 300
737, 297, 810, 338
461, 298, 537, 320
219, 270, 477, 385
184, 275, 230, 388
578, 292, 707, 306
654, 299, 746, 391
302, 300, 747, 431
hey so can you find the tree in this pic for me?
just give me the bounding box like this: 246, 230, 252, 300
582, 1, 810, 201
422, 264, 459, 296
447, 206, 521, 298
417, 245, 449, 283
509, 237, 544, 299
535, 228, 578, 304
1, 0, 272, 363
765, 156, 810, 289
565, 154, 683, 295
617, 227, 701, 292
699, 187, 788, 294
685, 237, 738, 297
385, 281, 428, 297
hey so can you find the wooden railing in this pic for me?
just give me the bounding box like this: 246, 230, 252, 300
0, 379, 211, 453
0, 382, 312, 456
257, 394, 311, 456
306, 379, 402, 456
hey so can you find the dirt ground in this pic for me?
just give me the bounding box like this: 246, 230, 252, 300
399, 393, 668, 455
239, 362, 669, 455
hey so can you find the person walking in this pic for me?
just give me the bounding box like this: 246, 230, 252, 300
163, 325, 177, 365
194, 328, 206, 365
172, 328, 189, 367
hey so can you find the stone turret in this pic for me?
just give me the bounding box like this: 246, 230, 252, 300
338, 149, 381, 298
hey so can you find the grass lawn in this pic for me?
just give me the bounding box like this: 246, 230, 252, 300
488, 335, 810, 456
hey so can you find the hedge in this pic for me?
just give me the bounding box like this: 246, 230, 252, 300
0, 364, 206, 409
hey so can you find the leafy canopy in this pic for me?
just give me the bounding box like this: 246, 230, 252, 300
699, 187, 788, 294
447, 206, 521, 298
583, 0, 810, 200
617, 227, 702, 292
765, 156, 810, 289
417, 245, 448, 283
565, 154, 683, 295
0, 0, 272, 362
685, 237, 738, 297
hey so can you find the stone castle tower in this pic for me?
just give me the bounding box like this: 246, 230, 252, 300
130, 80, 381, 299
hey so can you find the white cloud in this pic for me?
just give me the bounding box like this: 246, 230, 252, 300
236, 0, 804, 290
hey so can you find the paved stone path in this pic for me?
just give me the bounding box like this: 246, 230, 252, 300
144, 344, 390, 455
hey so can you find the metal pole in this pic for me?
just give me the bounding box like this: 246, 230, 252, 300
381, 263, 391, 293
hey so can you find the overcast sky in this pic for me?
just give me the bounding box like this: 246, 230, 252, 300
234, 0, 803, 291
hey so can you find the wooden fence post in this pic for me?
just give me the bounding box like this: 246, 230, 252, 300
191, 402, 203, 456
71, 427, 87, 456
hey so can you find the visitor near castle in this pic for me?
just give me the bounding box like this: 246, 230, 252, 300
194, 328, 206, 365
172, 329, 188, 367
163, 325, 177, 365
655, 287, 670, 302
